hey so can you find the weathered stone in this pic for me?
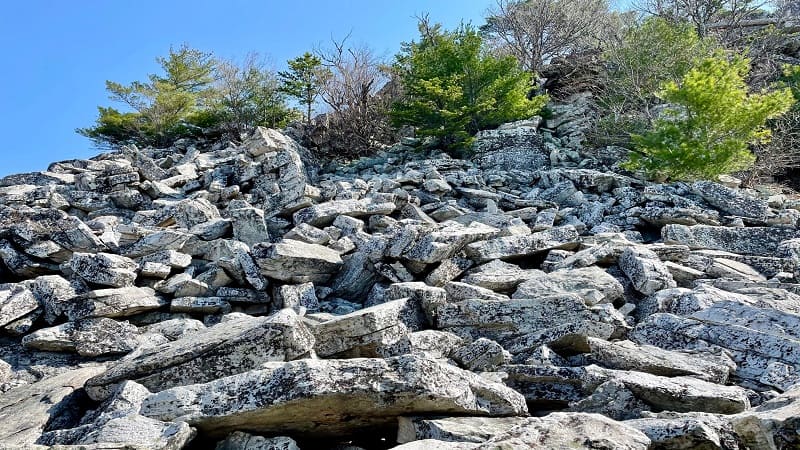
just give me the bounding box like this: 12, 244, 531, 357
0, 283, 39, 328
22, 318, 140, 357
252, 239, 343, 283
464, 226, 579, 263
460, 260, 538, 292
85, 310, 314, 401
513, 266, 623, 305
293, 198, 396, 227
229, 204, 269, 247
403, 222, 498, 264
452, 337, 511, 371
444, 281, 510, 302
663, 224, 800, 257
70, 252, 138, 287
0, 366, 106, 446
731, 386, 800, 450
215, 432, 299, 450
692, 180, 771, 220
67, 286, 165, 320
140, 355, 528, 438
619, 246, 676, 296
627, 412, 742, 450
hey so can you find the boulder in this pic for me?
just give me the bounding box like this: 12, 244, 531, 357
252, 239, 343, 283
663, 224, 800, 257
464, 226, 579, 263
140, 355, 528, 438
618, 246, 677, 295
70, 252, 138, 288
513, 266, 624, 305
84, 310, 314, 400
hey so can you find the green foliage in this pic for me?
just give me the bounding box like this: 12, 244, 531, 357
278, 52, 330, 124
390, 21, 547, 151
594, 18, 716, 145
624, 55, 795, 181
79, 44, 219, 148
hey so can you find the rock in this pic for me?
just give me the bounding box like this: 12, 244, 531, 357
140, 355, 527, 438
452, 337, 511, 371
692, 181, 771, 220
293, 198, 396, 227
460, 260, 537, 292
0, 283, 39, 328
464, 226, 579, 263
444, 281, 510, 302
31, 275, 79, 324
580, 338, 734, 383
513, 266, 623, 305
67, 286, 165, 320
0, 366, 106, 446
228, 204, 270, 247
402, 221, 498, 264
731, 386, 800, 450
619, 246, 676, 295
85, 310, 314, 401
570, 379, 649, 420
252, 239, 343, 283
311, 298, 424, 357
70, 252, 138, 287
399, 413, 651, 449
626, 412, 741, 450
471, 124, 550, 171
22, 318, 140, 357
663, 224, 800, 257
216, 432, 300, 450
273, 282, 318, 312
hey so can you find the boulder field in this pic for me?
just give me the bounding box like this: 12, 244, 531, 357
0, 124, 799, 449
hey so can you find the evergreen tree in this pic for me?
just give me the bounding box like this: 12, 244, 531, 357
390, 19, 547, 151
278, 52, 329, 125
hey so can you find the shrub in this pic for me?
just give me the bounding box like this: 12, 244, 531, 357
623, 54, 794, 181
390, 19, 547, 151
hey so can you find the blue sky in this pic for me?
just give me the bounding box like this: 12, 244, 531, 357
0, 0, 491, 177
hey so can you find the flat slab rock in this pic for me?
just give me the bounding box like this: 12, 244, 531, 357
84, 309, 314, 401
0, 365, 106, 446
396, 413, 650, 449
252, 239, 343, 283
140, 355, 528, 438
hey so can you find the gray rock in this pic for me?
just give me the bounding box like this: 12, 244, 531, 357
619, 246, 676, 296
22, 318, 140, 357
460, 260, 538, 292
252, 239, 343, 283
85, 310, 314, 401
140, 355, 528, 438
229, 204, 269, 247
452, 338, 511, 371
626, 412, 741, 450
731, 386, 800, 450
471, 124, 550, 171
663, 224, 800, 257
0, 283, 39, 328
692, 181, 771, 220
293, 198, 396, 227
513, 266, 623, 305
70, 252, 138, 288
67, 286, 165, 320
216, 432, 300, 450
464, 226, 579, 263
0, 366, 106, 446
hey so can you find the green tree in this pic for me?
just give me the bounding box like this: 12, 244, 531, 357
594, 18, 716, 145
278, 52, 329, 125
79, 44, 217, 147
624, 54, 795, 181
390, 19, 547, 151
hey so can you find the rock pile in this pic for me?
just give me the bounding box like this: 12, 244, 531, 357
0, 123, 799, 449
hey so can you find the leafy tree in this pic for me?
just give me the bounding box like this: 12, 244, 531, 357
391, 19, 547, 151
593, 17, 716, 145
623, 54, 795, 181
278, 52, 330, 125
79, 44, 218, 147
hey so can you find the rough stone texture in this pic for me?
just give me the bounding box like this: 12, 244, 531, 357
252, 239, 343, 283
85, 310, 314, 400
22, 317, 140, 357
140, 355, 528, 438
215, 432, 300, 450
70, 252, 139, 288
692, 180, 772, 220
663, 224, 800, 256
513, 266, 623, 305
0, 366, 106, 446
464, 226, 580, 263
618, 246, 677, 296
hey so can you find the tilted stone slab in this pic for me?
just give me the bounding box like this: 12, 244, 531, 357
140, 355, 528, 438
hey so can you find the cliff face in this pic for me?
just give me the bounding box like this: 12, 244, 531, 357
0, 123, 799, 449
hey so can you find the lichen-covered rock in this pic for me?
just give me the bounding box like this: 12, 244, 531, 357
215, 432, 299, 450
293, 198, 396, 227
464, 226, 580, 263
84, 309, 314, 400
0, 283, 39, 328
252, 239, 343, 283
663, 224, 800, 257
0, 366, 106, 446
513, 266, 623, 305
619, 246, 676, 296
140, 355, 528, 438
692, 181, 771, 220
22, 317, 140, 357
70, 252, 138, 287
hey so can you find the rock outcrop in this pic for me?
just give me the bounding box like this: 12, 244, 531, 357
1, 125, 799, 449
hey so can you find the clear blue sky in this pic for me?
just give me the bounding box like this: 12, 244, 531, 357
0, 0, 491, 177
